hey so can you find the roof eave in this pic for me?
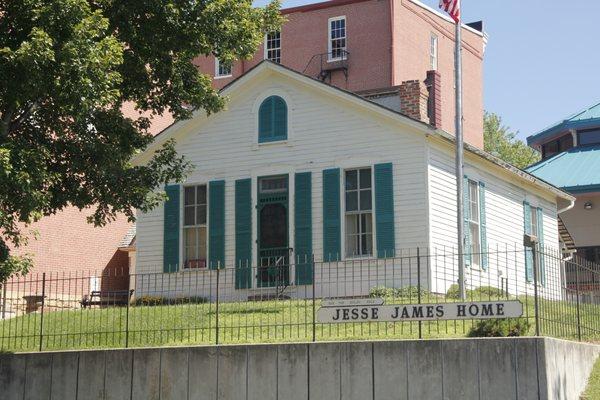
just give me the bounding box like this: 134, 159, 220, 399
527, 119, 600, 146
134, 61, 574, 204
431, 130, 575, 203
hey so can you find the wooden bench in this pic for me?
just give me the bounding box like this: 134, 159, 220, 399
80, 290, 133, 308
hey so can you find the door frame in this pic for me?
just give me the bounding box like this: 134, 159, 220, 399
256, 174, 290, 288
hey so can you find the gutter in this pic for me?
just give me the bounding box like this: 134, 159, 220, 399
557, 198, 575, 215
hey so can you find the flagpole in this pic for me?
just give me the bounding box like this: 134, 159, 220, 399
454, 0, 466, 301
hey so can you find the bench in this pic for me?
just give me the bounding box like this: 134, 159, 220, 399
80, 290, 134, 309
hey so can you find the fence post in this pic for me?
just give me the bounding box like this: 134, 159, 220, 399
532, 245, 540, 337
1, 283, 6, 320
215, 266, 220, 345
574, 261, 582, 341
39, 273, 46, 352
312, 255, 316, 343
417, 247, 422, 340
125, 288, 133, 348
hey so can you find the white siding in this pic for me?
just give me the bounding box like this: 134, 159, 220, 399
136, 75, 430, 281
135, 70, 566, 300
427, 141, 562, 298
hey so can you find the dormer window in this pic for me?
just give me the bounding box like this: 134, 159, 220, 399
578, 128, 600, 146
258, 96, 288, 143
541, 134, 573, 159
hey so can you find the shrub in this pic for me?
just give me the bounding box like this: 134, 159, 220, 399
369, 285, 430, 299
446, 285, 507, 300
134, 296, 164, 306
471, 286, 506, 300
134, 296, 208, 307
446, 284, 461, 299
467, 318, 531, 337
396, 285, 430, 299
369, 286, 396, 298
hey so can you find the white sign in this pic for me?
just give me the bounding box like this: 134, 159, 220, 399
321, 298, 385, 307
316, 301, 523, 323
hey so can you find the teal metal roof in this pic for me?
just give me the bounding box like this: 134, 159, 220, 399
527, 102, 600, 146
526, 144, 600, 193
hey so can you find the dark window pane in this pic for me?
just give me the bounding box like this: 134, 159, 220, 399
346, 170, 357, 190
346, 191, 358, 211
360, 169, 371, 189
559, 135, 574, 152
185, 187, 195, 206
360, 190, 372, 211
579, 129, 600, 146
542, 141, 559, 159
196, 205, 207, 225
197, 185, 207, 204
184, 206, 195, 226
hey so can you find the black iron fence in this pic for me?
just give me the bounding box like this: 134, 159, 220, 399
1, 245, 599, 353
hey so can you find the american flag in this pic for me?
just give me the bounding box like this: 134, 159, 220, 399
439, 0, 460, 23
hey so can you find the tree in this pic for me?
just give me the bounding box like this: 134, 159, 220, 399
484, 112, 540, 169
0, 0, 282, 279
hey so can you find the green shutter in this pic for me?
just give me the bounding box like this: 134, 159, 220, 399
209, 180, 225, 270
235, 179, 252, 289
259, 97, 273, 141
273, 97, 288, 140
295, 172, 313, 284
479, 182, 488, 270
463, 176, 472, 266
523, 201, 533, 282
536, 207, 546, 286
375, 163, 395, 258
259, 96, 287, 143
163, 185, 180, 273
322, 168, 341, 262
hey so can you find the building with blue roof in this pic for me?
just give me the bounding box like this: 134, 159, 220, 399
527, 103, 600, 262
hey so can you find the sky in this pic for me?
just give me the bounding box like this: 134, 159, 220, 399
253, 0, 600, 140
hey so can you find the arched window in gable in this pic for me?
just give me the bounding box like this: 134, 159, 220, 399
258, 96, 288, 143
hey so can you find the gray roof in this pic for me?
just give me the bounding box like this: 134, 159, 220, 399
119, 225, 136, 248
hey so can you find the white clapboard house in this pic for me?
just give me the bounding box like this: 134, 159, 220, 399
132, 61, 574, 301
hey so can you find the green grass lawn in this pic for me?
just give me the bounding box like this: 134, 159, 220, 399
0, 292, 598, 353
581, 357, 600, 400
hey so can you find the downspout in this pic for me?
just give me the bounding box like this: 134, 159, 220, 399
389, 0, 396, 85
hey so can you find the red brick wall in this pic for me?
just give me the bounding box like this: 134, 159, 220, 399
10, 207, 132, 277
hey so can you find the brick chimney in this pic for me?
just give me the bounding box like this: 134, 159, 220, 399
399, 80, 429, 123
426, 70, 442, 129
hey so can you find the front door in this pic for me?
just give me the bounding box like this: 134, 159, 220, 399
257, 175, 290, 288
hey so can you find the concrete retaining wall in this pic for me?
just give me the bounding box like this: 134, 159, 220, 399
1, 337, 598, 400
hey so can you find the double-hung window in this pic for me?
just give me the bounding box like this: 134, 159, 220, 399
265, 31, 281, 63
345, 168, 373, 257
215, 58, 232, 78
328, 16, 347, 61
528, 204, 543, 279
430, 33, 438, 70
468, 180, 481, 266
184, 185, 207, 269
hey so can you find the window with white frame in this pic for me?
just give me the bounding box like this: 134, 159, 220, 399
265, 31, 281, 63
468, 180, 481, 266
328, 16, 347, 61
345, 168, 373, 257
430, 33, 438, 70
184, 185, 207, 269
529, 204, 543, 279
215, 58, 232, 78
